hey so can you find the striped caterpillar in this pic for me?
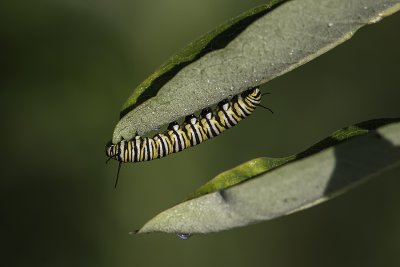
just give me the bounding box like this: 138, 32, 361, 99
106, 87, 268, 186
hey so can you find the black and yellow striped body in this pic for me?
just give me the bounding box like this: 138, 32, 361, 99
106, 87, 262, 163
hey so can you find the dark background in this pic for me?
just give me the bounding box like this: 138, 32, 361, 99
1, 1, 399, 266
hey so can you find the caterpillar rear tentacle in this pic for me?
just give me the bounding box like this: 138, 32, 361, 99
106, 86, 267, 187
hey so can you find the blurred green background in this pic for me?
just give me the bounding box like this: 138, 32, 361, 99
1, 1, 400, 266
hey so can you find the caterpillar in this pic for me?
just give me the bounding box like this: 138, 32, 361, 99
106, 86, 269, 186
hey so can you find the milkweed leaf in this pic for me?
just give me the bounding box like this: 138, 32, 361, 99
112, 0, 400, 143
186, 118, 398, 200
137, 119, 400, 235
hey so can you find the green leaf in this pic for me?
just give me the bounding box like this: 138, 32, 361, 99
186, 118, 396, 200
112, 0, 400, 143
119, 0, 286, 118
137, 119, 400, 235
185, 157, 295, 201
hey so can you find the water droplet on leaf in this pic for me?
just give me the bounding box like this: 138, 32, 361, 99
177, 233, 191, 240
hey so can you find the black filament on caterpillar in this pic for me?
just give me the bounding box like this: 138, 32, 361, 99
106, 87, 271, 187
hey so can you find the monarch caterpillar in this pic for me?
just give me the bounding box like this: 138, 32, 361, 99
106, 86, 270, 186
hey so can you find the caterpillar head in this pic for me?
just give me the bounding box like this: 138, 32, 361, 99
105, 140, 125, 188
105, 140, 124, 189
105, 140, 118, 159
